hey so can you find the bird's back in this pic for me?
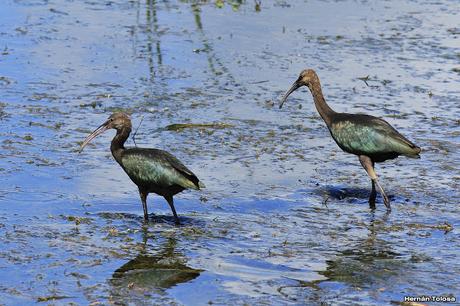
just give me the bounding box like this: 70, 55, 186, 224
329, 113, 421, 162
119, 148, 201, 193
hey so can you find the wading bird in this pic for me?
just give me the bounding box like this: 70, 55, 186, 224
279, 69, 421, 210
79, 112, 203, 224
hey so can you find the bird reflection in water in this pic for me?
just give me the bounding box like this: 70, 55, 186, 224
278, 212, 405, 301
109, 230, 202, 302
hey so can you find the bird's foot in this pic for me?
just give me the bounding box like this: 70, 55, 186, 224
382, 194, 391, 211
142, 213, 157, 223
368, 198, 376, 210
174, 218, 181, 226
373, 179, 391, 211
369, 189, 377, 210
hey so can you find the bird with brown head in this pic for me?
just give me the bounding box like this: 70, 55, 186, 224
80, 112, 203, 224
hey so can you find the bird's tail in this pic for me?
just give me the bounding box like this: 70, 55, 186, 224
403, 146, 421, 159
184, 179, 205, 190
391, 133, 421, 159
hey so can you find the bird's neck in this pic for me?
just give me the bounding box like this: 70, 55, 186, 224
308, 80, 335, 126
111, 126, 131, 164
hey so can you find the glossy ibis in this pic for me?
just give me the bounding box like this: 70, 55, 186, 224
79, 112, 204, 224
279, 69, 421, 210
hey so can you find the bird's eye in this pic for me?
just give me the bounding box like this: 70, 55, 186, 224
110, 118, 114, 122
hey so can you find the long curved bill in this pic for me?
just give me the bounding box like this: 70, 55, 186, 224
79, 121, 109, 153
279, 81, 301, 109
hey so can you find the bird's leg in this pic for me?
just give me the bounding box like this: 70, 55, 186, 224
165, 196, 180, 225
358, 155, 391, 211
369, 179, 377, 209
374, 179, 390, 210
139, 189, 149, 221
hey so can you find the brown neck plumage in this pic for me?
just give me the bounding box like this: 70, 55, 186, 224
111, 126, 131, 164
308, 77, 335, 127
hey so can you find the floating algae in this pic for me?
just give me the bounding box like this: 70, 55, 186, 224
165, 122, 234, 131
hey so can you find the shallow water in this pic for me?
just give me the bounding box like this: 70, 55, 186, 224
0, 0, 459, 304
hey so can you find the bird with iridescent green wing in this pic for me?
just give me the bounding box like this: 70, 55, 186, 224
79, 112, 204, 224
280, 69, 421, 210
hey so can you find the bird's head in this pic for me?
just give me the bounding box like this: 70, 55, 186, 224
79, 112, 132, 152
106, 112, 132, 130
279, 69, 319, 108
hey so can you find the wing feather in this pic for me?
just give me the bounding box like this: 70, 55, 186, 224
330, 115, 420, 157
121, 148, 201, 190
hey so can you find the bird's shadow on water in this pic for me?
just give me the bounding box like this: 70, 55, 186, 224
145, 214, 206, 227
96, 211, 207, 228
315, 185, 396, 204
322, 185, 369, 200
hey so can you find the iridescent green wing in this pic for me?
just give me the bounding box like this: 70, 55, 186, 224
330, 116, 419, 156
121, 149, 200, 190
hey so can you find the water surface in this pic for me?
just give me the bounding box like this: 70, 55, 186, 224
0, 0, 459, 304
